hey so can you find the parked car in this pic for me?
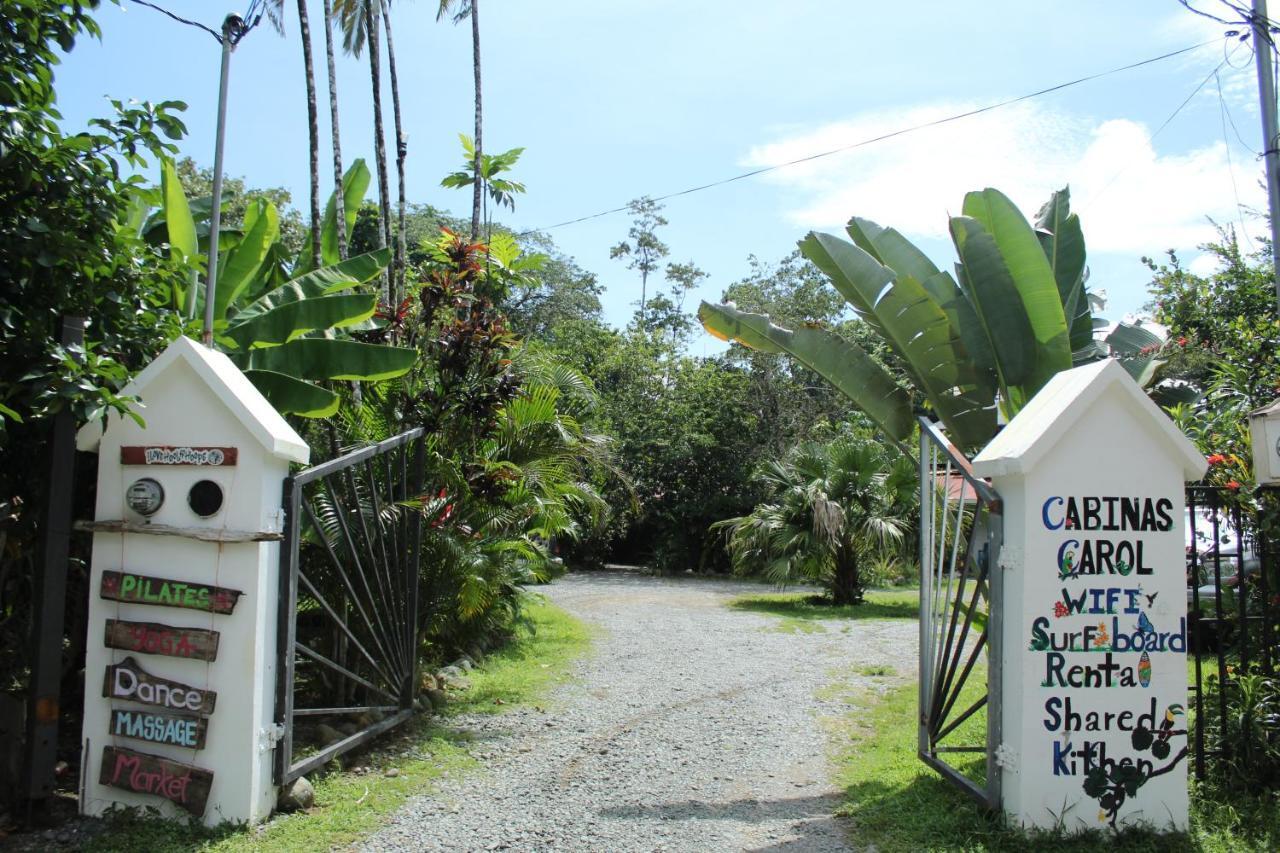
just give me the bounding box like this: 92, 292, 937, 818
1185, 506, 1260, 649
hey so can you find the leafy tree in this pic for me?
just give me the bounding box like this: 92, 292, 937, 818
1147, 231, 1280, 489
611, 197, 670, 328
714, 427, 918, 604
0, 0, 194, 688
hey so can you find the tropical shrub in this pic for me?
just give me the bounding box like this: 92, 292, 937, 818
714, 426, 917, 604
152, 157, 417, 416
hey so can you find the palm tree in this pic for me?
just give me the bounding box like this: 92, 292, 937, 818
438, 0, 482, 240
380, 0, 408, 299
333, 0, 394, 299
321, 0, 348, 259
267, 1, 323, 268
714, 431, 917, 605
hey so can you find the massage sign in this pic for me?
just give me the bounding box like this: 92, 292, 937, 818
98, 567, 241, 815
1032, 493, 1189, 824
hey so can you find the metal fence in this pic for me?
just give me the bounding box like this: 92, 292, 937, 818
274, 428, 426, 785
1185, 483, 1280, 782
918, 417, 1003, 809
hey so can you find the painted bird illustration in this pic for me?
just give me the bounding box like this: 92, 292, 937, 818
1136, 611, 1156, 635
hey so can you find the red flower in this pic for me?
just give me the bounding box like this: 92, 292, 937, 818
1053, 601, 1069, 619
1177, 336, 1188, 347
1226, 480, 1242, 491
1207, 454, 1226, 466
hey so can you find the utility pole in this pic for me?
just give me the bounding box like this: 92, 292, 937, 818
203, 12, 249, 346
1253, 0, 1280, 312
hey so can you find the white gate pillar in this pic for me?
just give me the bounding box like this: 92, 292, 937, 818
973, 360, 1205, 832
76, 336, 309, 825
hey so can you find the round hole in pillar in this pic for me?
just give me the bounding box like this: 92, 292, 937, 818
188, 480, 224, 517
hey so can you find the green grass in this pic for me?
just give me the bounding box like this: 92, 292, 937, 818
827, 676, 1280, 851
84, 598, 590, 853
728, 588, 919, 622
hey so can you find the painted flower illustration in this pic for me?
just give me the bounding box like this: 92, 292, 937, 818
1053, 601, 1069, 619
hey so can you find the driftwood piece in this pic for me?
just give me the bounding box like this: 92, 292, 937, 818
75, 519, 282, 543
102, 656, 217, 715
104, 619, 219, 662
101, 570, 242, 615
109, 708, 208, 750
99, 745, 213, 816
120, 446, 238, 466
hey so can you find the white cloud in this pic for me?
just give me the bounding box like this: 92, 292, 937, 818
741, 99, 1265, 256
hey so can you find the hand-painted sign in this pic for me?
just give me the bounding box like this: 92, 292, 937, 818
120, 446, 238, 466
104, 619, 219, 662
110, 708, 208, 749
103, 657, 216, 715
99, 745, 213, 816
100, 571, 242, 615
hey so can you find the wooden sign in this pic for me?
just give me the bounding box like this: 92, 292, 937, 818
110, 708, 208, 750
99, 745, 213, 816
101, 571, 242, 615
103, 657, 216, 715
105, 619, 219, 662
120, 446, 237, 466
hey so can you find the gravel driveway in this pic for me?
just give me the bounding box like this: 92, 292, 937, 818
361, 571, 917, 852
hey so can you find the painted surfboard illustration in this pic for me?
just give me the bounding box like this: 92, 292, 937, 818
1138, 651, 1152, 687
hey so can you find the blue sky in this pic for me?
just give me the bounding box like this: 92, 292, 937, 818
57, 1, 1267, 351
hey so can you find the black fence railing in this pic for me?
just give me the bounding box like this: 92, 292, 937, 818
274, 428, 426, 785
1186, 484, 1280, 782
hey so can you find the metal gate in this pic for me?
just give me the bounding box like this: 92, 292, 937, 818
274, 428, 426, 784
918, 417, 1003, 808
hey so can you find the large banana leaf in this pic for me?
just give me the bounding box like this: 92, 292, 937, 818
962, 188, 1072, 396
698, 301, 914, 442
800, 232, 995, 449
225, 293, 378, 350
160, 158, 196, 261
949, 215, 1036, 409
844, 218, 999, 405
296, 159, 372, 273
230, 248, 390, 326
1034, 188, 1094, 358
242, 369, 341, 418
213, 199, 278, 320
237, 338, 416, 382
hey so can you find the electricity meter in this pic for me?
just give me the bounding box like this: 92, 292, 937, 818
126, 478, 164, 516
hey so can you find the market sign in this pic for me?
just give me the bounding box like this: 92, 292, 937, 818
99, 745, 213, 816
103, 657, 216, 715
104, 619, 219, 662
100, 570, 242, 615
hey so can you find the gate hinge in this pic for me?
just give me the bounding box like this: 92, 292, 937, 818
994, 742, 1017, 772
259, 723, 286, 753
997, 544, 1022, 572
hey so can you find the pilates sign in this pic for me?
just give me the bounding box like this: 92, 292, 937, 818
974, 360, 1207, 833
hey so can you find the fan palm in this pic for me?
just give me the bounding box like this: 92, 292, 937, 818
715, 432, 917, 605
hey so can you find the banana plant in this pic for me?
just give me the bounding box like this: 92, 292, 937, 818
701, 187, 1175, 453
154, 157, 415, 417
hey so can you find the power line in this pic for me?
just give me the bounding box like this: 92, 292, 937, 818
521, 38, 1224, 236
127, 0, 271, 44
1081, 52, 1230, 214
1217, 70, 1258, 250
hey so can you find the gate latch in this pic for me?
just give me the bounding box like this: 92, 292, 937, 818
259, 723, 286, 753
997, 544, 1022, 572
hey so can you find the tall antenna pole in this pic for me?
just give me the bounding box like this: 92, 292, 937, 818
1253, 0, 1280, 312
203, 13, 246, 346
